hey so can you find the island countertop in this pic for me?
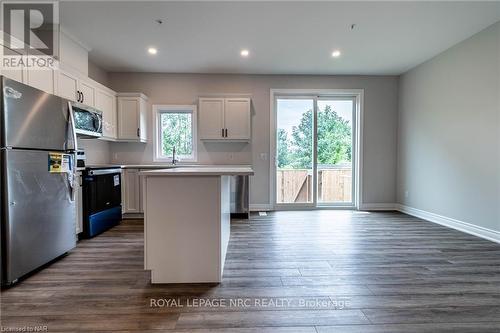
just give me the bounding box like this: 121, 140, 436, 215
142, 165, 251, 283
140, 166, 254, 176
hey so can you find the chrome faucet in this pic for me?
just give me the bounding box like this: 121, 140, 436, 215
172, 146, 179, 165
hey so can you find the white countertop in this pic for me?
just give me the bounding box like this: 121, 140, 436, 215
140, 166, 254, 176
121, 164, 180, 169
121, 164, 251, 169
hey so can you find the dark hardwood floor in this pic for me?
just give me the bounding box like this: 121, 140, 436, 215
2, 210, 500, 332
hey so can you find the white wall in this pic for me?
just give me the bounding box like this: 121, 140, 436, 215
88, 60, 109, 86
107, 73, 399, 206
397, 22, 500, 232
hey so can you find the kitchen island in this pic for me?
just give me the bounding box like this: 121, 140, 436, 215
140, 166, 254, 284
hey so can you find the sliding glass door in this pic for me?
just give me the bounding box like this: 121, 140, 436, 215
275, 95, 356, 208
275, 98, 315, 206
316, 98, 355, 206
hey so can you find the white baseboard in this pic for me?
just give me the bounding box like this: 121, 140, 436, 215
397, 204, 500, 244
122, 213, 144, 219
250, 204, 274, 211
251, 203, 399, 211
359, 203, 397, 211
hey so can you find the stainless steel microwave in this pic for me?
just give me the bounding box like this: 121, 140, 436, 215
70, 102, 102, 138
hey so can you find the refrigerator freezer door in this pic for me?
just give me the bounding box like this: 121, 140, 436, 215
1, 77, 71, 151
2, 149, 76, 284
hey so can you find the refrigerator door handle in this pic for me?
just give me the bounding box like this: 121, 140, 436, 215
67, 101, 78, 152
68, 155, 76, 203
67, 101, 78, 202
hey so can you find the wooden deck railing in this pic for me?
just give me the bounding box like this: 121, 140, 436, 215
276, 167, 352, 203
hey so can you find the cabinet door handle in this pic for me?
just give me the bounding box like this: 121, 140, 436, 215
137, 128, 140, 137
221, 128, 224, 138
76, 91, 80, 102
81, 91, 84, 104
225, 128, 228, 138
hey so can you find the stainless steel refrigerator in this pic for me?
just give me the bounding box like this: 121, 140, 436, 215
1, 76, 77, 286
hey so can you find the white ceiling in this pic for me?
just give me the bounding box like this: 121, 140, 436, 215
60, 1, 500, 75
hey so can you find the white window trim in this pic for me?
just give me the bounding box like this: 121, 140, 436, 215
152, 104, 198, 163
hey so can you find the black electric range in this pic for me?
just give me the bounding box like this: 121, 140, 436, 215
81, 165, 122, 238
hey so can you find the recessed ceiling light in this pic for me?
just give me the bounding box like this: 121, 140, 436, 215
148, 47, 158, 55
240, 49, 249, 57
331, 50, 341, 58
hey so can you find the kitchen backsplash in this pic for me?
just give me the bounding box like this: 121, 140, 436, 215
78, 139, 111, 165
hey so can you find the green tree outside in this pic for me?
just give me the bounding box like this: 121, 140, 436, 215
161, 113, 193, 156
278, 105, 351, 169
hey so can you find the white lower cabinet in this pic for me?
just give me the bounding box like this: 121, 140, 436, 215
75, 171, 83, 235
122, 169, 143, 214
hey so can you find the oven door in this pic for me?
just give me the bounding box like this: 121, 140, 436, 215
72, 104, 103, 138
82, 169, 122, 238
84, 169, 122, 215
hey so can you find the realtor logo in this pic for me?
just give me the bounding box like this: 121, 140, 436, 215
1, 1, 59, 70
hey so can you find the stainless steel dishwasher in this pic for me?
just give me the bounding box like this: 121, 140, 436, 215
230, 175, 249, 218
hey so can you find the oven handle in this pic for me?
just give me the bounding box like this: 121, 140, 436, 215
92, 111, 103, 133
88, 169, 122, 176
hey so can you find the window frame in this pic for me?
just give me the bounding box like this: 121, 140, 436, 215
152, 104, 198, 163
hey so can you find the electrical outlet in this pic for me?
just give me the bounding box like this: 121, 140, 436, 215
260, 153, 268, 161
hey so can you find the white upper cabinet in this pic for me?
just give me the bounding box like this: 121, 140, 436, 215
0, 46, 25, 83
224, 98, 251, 140
96, 88, 117, 140
0, 50, 54, 94
138, 98, 148, 142
198, 97, 251, 141
117, 98, 139, 140
199, 98, 225, 139
78, 80, 95, 107
55, 69, 118, 141
55, 69, 96, 106
0, 45, 54, 94
55, 70, 79, 101
25, 68, 55, 94
117, 93, 148, 143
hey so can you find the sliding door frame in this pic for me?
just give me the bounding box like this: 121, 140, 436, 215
272, 96, 317, 209
316, 95, 357, 208
270, 89, 364, 210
